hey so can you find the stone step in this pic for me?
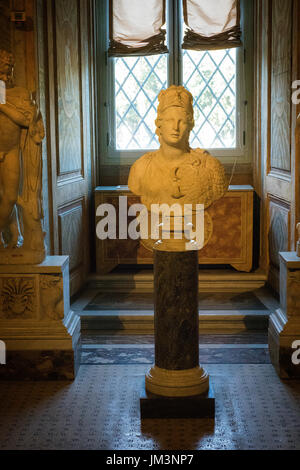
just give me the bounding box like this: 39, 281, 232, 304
80, 310, 269, 334
86, 268, 268, 293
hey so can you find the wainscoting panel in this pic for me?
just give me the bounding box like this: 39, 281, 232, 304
268, 197, 291, 291
58, 199, 85, 294
270, 0, 292, 172
55, 0, 83, 177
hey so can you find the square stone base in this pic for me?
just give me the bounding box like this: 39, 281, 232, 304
269, 309, 300, 379
0, 345, 81, 381
269, 252, 300, 379
0, 256, 81, 380
140, 382, 215, 419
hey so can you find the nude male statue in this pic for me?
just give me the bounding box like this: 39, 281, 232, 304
0, 49, 36, 248
0, 49, 45, 263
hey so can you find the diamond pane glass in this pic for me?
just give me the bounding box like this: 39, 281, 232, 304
183, 49, 237, 149
114, 55, 167, 150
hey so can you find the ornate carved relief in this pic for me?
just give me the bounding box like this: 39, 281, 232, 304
40, 274, 64, 320
0, 277, 35, 318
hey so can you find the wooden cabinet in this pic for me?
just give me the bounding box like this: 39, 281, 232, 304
95, 185, 254, 273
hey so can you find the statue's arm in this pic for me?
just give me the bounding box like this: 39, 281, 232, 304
0, 92, 34, 128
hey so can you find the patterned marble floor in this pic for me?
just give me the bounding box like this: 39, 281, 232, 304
0, 363, 300, 450
80, 332, 270, 365
80, 344, 270, 365
0, 286, 289, 450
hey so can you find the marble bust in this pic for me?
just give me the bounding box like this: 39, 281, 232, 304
0, 49, 45, 264
128, 85, 228, 249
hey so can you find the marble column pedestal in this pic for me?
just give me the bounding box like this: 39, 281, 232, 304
0, 256, 81, 380
141, 249, 214, 419
269, 252, 300, 378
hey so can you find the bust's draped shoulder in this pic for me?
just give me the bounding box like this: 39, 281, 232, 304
128, 151, 155, 195
171, 148, 228, 208
128, 148, 228, 209
190, 148, 228, 203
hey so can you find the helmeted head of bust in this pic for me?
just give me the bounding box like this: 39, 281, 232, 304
155, 85, 195, 148
0, 49, 14, 85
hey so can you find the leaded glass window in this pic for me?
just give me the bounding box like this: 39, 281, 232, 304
115, 55, 167, 150
183, 48, 236, 149
97, 0, 253, 165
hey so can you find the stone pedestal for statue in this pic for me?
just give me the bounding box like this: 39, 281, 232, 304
0, 256, 81, 380
268, 252, 300, 378
128, 85, 227, 418
139, 219, 215, 417
147, 249, 208, 396
140, 247, 214, 418
0, 50, 80, 380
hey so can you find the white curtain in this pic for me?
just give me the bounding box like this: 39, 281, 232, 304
182, 0, 241, 50
109, 0, 167, 55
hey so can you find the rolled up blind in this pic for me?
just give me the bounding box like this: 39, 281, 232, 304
182, 0, 242, 51
108, 0, 168, 56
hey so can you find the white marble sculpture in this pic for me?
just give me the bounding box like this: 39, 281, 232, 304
0, 49, 45, 264
128, 85, 228, 250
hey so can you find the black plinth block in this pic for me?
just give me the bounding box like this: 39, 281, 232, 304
140, 383, 215, 419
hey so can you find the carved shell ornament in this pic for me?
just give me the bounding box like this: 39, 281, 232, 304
0, 278, 34, 315
40, 275, 64, 320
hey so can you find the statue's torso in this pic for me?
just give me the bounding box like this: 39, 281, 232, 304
0, 87, 31, 152
129, 149, 227, 210
0, 114, 21, 152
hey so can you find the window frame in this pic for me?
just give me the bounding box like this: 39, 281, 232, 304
95, 0, 253, 167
